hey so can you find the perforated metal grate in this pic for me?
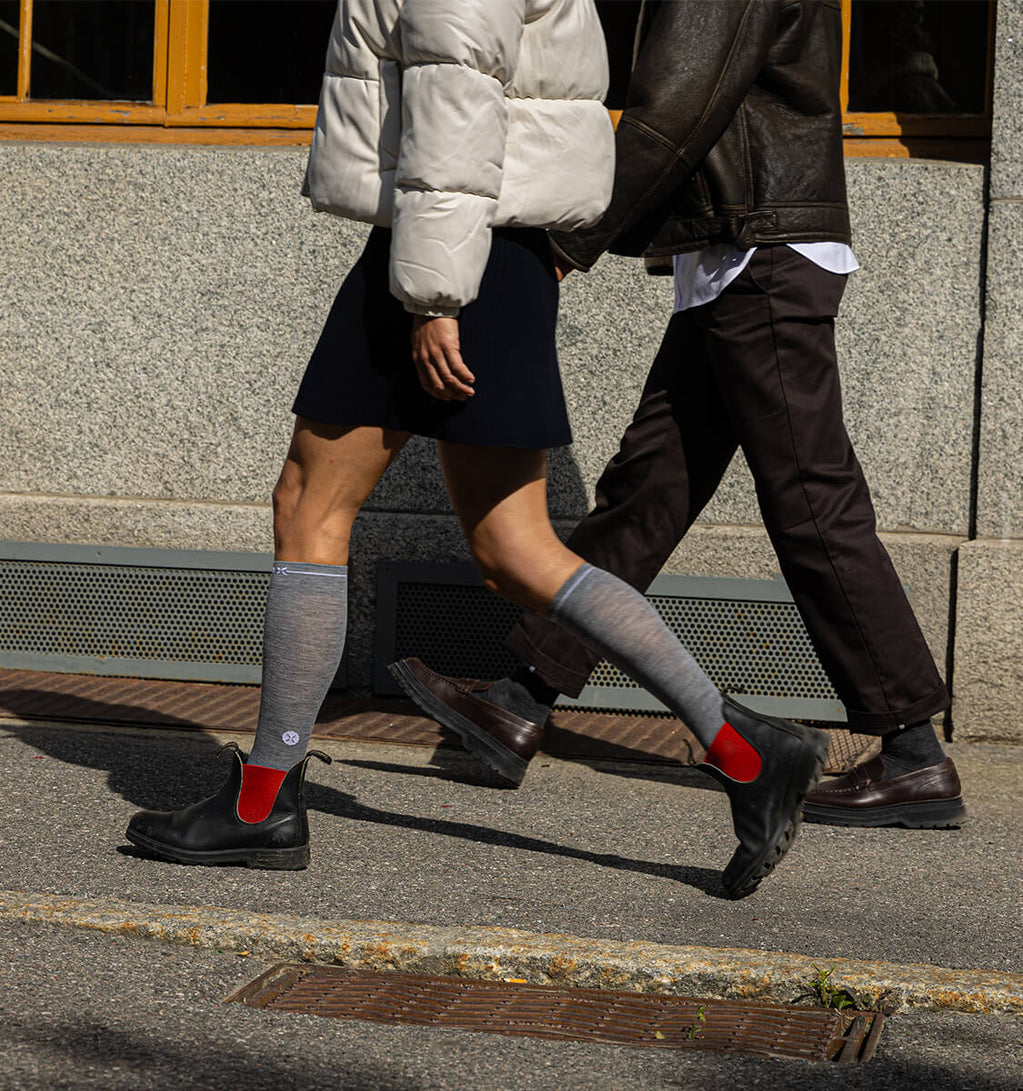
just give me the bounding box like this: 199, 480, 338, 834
392, 582, 520, 682
0, 561, 266, 664
590, 594, 834, 699
377, 563, 843, 719
0, 545, 273, 683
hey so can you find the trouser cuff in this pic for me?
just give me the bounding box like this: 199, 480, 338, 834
505, 623, 593, 699
843, 682, 950, 735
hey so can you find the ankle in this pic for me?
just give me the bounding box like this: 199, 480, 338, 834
511, 664, 559, 707
702, 713, 762, 783
485, 666, 557, 724
880, 719, 945, 777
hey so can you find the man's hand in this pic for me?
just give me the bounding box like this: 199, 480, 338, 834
411, 315, 475, 402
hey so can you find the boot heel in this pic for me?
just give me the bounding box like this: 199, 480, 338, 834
245, 845, 310, 871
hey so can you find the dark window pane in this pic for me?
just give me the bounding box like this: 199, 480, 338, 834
596, 0, 640, 110
0, 2, 19, 95
207, 1, 336, 105
848, 0, 990, 114
30, 1, 154, 101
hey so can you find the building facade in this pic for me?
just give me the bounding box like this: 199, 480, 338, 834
1, 1, 1019, 741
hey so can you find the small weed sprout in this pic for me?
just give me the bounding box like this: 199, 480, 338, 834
686, 1004, 708, 1039
810, 964, 854, 1011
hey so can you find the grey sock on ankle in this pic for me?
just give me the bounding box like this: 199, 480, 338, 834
548, 564, 724, 748
246, 560, 348, 771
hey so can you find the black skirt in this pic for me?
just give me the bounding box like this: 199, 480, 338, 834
292, 226, 572, 448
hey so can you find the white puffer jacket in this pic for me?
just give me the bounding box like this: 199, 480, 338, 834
304, 0, 615, 317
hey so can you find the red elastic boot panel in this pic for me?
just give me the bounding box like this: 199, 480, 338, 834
237, 764, 287, 823
704, 722, 763, 783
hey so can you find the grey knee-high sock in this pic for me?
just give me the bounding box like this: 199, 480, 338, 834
549, 564, 724, 748
247, 560, 348, 771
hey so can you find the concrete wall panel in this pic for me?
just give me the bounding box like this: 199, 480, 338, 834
0, 145, 351, 506
977, 201, 1023, 540
990, 0, 1023, 201
0, 145, 984, 537
953, 540, 1023, 743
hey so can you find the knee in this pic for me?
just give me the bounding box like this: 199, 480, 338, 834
470, 546, 522, 604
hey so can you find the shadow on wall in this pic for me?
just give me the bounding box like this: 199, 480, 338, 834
361, 435, 592, 523
547, 446, 592, 521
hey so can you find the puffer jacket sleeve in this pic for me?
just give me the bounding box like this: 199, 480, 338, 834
391, 0, 525, 317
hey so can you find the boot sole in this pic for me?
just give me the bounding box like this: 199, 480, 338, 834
125, 828, 310, 870
803, 797, 967, 829
723, 732, 830, 900
388, 660, 527, 787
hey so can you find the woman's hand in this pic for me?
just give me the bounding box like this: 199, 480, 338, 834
411, 315, 476, 402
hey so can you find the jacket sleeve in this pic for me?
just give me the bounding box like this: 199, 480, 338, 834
551, 0, 784, 271
392, 0, 525, 317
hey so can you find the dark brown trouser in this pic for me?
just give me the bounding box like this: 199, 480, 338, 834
507, 246, 948, 735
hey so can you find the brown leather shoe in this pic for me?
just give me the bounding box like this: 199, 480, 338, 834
388, 658, 544, 786
802, 755, 966, 828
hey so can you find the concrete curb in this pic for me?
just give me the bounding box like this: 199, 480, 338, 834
3, 890, 1020, 1016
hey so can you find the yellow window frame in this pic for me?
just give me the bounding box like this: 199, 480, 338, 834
0, 0, 169, 124
839, 0, 996, 142
0, 0, 998, 156
0, 0, 315, 142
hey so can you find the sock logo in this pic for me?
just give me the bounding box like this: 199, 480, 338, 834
281, 731, 300, 746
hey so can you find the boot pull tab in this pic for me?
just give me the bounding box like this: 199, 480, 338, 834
306, 749, 332, 766
217, 741, 244, 759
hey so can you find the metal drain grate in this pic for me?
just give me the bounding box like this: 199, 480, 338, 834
227, 965, 883, 1062
374, 562, 847, 721
0, 542, 273, 684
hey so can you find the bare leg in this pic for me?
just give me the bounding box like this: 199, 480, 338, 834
274, 418, 411, 564
437, 443, 579, 612
438, 441, 721, 737
243, 417, 409, 773
126, 419, 411, 870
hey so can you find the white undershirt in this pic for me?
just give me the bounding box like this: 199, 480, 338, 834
673, 242, 859, 312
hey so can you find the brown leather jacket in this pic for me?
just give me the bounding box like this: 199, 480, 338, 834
551, 0, 851, 272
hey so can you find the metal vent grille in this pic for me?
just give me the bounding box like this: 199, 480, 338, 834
375, 562, 847, 721
390, 580, 520, 681
228, 964, 884, 1062
589, 595, 834, 697
0, 543, 273, 684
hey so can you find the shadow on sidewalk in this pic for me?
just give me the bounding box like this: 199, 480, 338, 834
0, 671, 714, 792
5, 723, 728, 899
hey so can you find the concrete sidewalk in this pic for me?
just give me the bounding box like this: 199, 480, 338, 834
1, 718, 1019, 1014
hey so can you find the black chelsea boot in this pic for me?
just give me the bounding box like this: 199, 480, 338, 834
125, 743, 330, 870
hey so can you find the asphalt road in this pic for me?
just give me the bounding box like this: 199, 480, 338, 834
1, 920, 1020, 1091
1, 723, 1019, 974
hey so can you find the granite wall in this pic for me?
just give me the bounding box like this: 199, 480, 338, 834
0, 65, 1014, 737
952, 0, 1023, 741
